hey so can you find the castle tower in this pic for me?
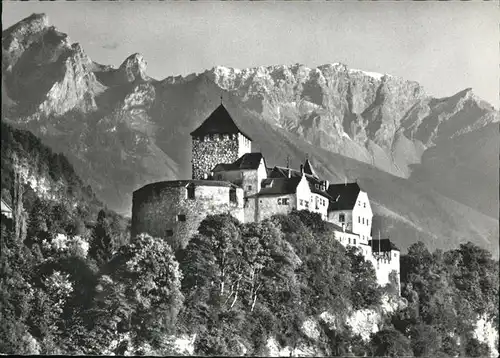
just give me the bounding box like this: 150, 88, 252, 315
190, 104, 252, 180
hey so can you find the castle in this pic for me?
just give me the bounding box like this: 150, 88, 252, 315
132, 104, 400, 291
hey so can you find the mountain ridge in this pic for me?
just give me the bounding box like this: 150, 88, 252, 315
2, 13, 498, 255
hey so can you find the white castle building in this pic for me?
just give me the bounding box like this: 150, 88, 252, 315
132, 104, 400, 291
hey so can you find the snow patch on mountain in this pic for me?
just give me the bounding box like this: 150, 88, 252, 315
348, 68, 387, 81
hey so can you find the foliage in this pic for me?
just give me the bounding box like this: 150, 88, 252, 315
346, 246, 383, 309
370, 328, 413, 357
1, 183, 498, 357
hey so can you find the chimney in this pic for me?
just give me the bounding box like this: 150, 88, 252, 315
324, 180, 329, 191
300, 164, 304, 174
342, 223, 345, 232
288, 169, 291, 178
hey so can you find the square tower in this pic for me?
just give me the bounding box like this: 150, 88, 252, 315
190, 104, 252, 180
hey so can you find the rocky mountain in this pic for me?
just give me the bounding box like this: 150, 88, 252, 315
2, 13, 498, 255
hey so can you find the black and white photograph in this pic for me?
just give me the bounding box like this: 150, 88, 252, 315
1, 1, 498, 356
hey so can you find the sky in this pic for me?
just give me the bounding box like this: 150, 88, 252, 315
2, 1, 499, 106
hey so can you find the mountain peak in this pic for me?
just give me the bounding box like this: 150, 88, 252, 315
118, 53, 148, 82
3, 13, 49, 35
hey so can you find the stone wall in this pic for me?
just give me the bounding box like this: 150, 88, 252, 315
192, 134, 243, 180
132, 182, 244, 250
257, 194, 295, 221
244, 196, 258, 222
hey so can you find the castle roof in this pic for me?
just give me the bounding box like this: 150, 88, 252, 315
268, 166, 333, 200
253, 177, 302, 196
327, 182, 362, 211
212, 152, 265, 172
368, 238, 400, 252
190, 104, 252, 140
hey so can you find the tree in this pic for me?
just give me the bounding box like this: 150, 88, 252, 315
88, 210, 113, 267
465, 336, 491, 357
370, 328, 413, 357
409, 323, 442, 357
97, 233, 184, 352
10, 152, 26, 243
346, 246, 382, 309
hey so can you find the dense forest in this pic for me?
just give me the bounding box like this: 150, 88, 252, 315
1, 121, 498, 356
1, 206, 498, 356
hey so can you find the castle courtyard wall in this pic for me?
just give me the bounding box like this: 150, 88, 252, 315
132, 182, 244, 251
257, 194, 296, 221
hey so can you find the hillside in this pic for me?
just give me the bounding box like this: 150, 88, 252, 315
2, 13, 498, 255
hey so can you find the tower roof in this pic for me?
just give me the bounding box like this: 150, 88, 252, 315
190, 104, 252, 140
303, 159, 319, 178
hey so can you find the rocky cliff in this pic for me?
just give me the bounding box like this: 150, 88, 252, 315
2, 13, 498, 255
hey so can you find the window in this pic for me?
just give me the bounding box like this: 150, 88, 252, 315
177, 214, 186, 222
299, 199, 303, 206
229, 188, 237, 203
394, 253, 397, 258
363, 203, 366, 208
362, 218, 365, 224
348, 238, 351, 244
187, 185, 195, 199
278, 198, 289, 205
247, 185, 252, 191
358, 201, 361, 206
305, 201, 309, 208
354, 239, 356, 245
367, 220, 370, 226
166, 229, 173, 237
358, 216, 360, 223
339, 213, 345, 222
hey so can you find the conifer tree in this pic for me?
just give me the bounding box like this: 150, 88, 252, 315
89, 210, 113, 267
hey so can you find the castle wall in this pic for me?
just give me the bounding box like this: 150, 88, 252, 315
192, 134, 241, 180
334, 230, 362, 248
309, 193, 329, 220
237, 133, 252, 157
244, 196, 258, 222
257, 194, 296, 221
369, 251, 401, 293
132, 183, 244, 251
352, 191, 373, 245
328, 210, 354, 232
